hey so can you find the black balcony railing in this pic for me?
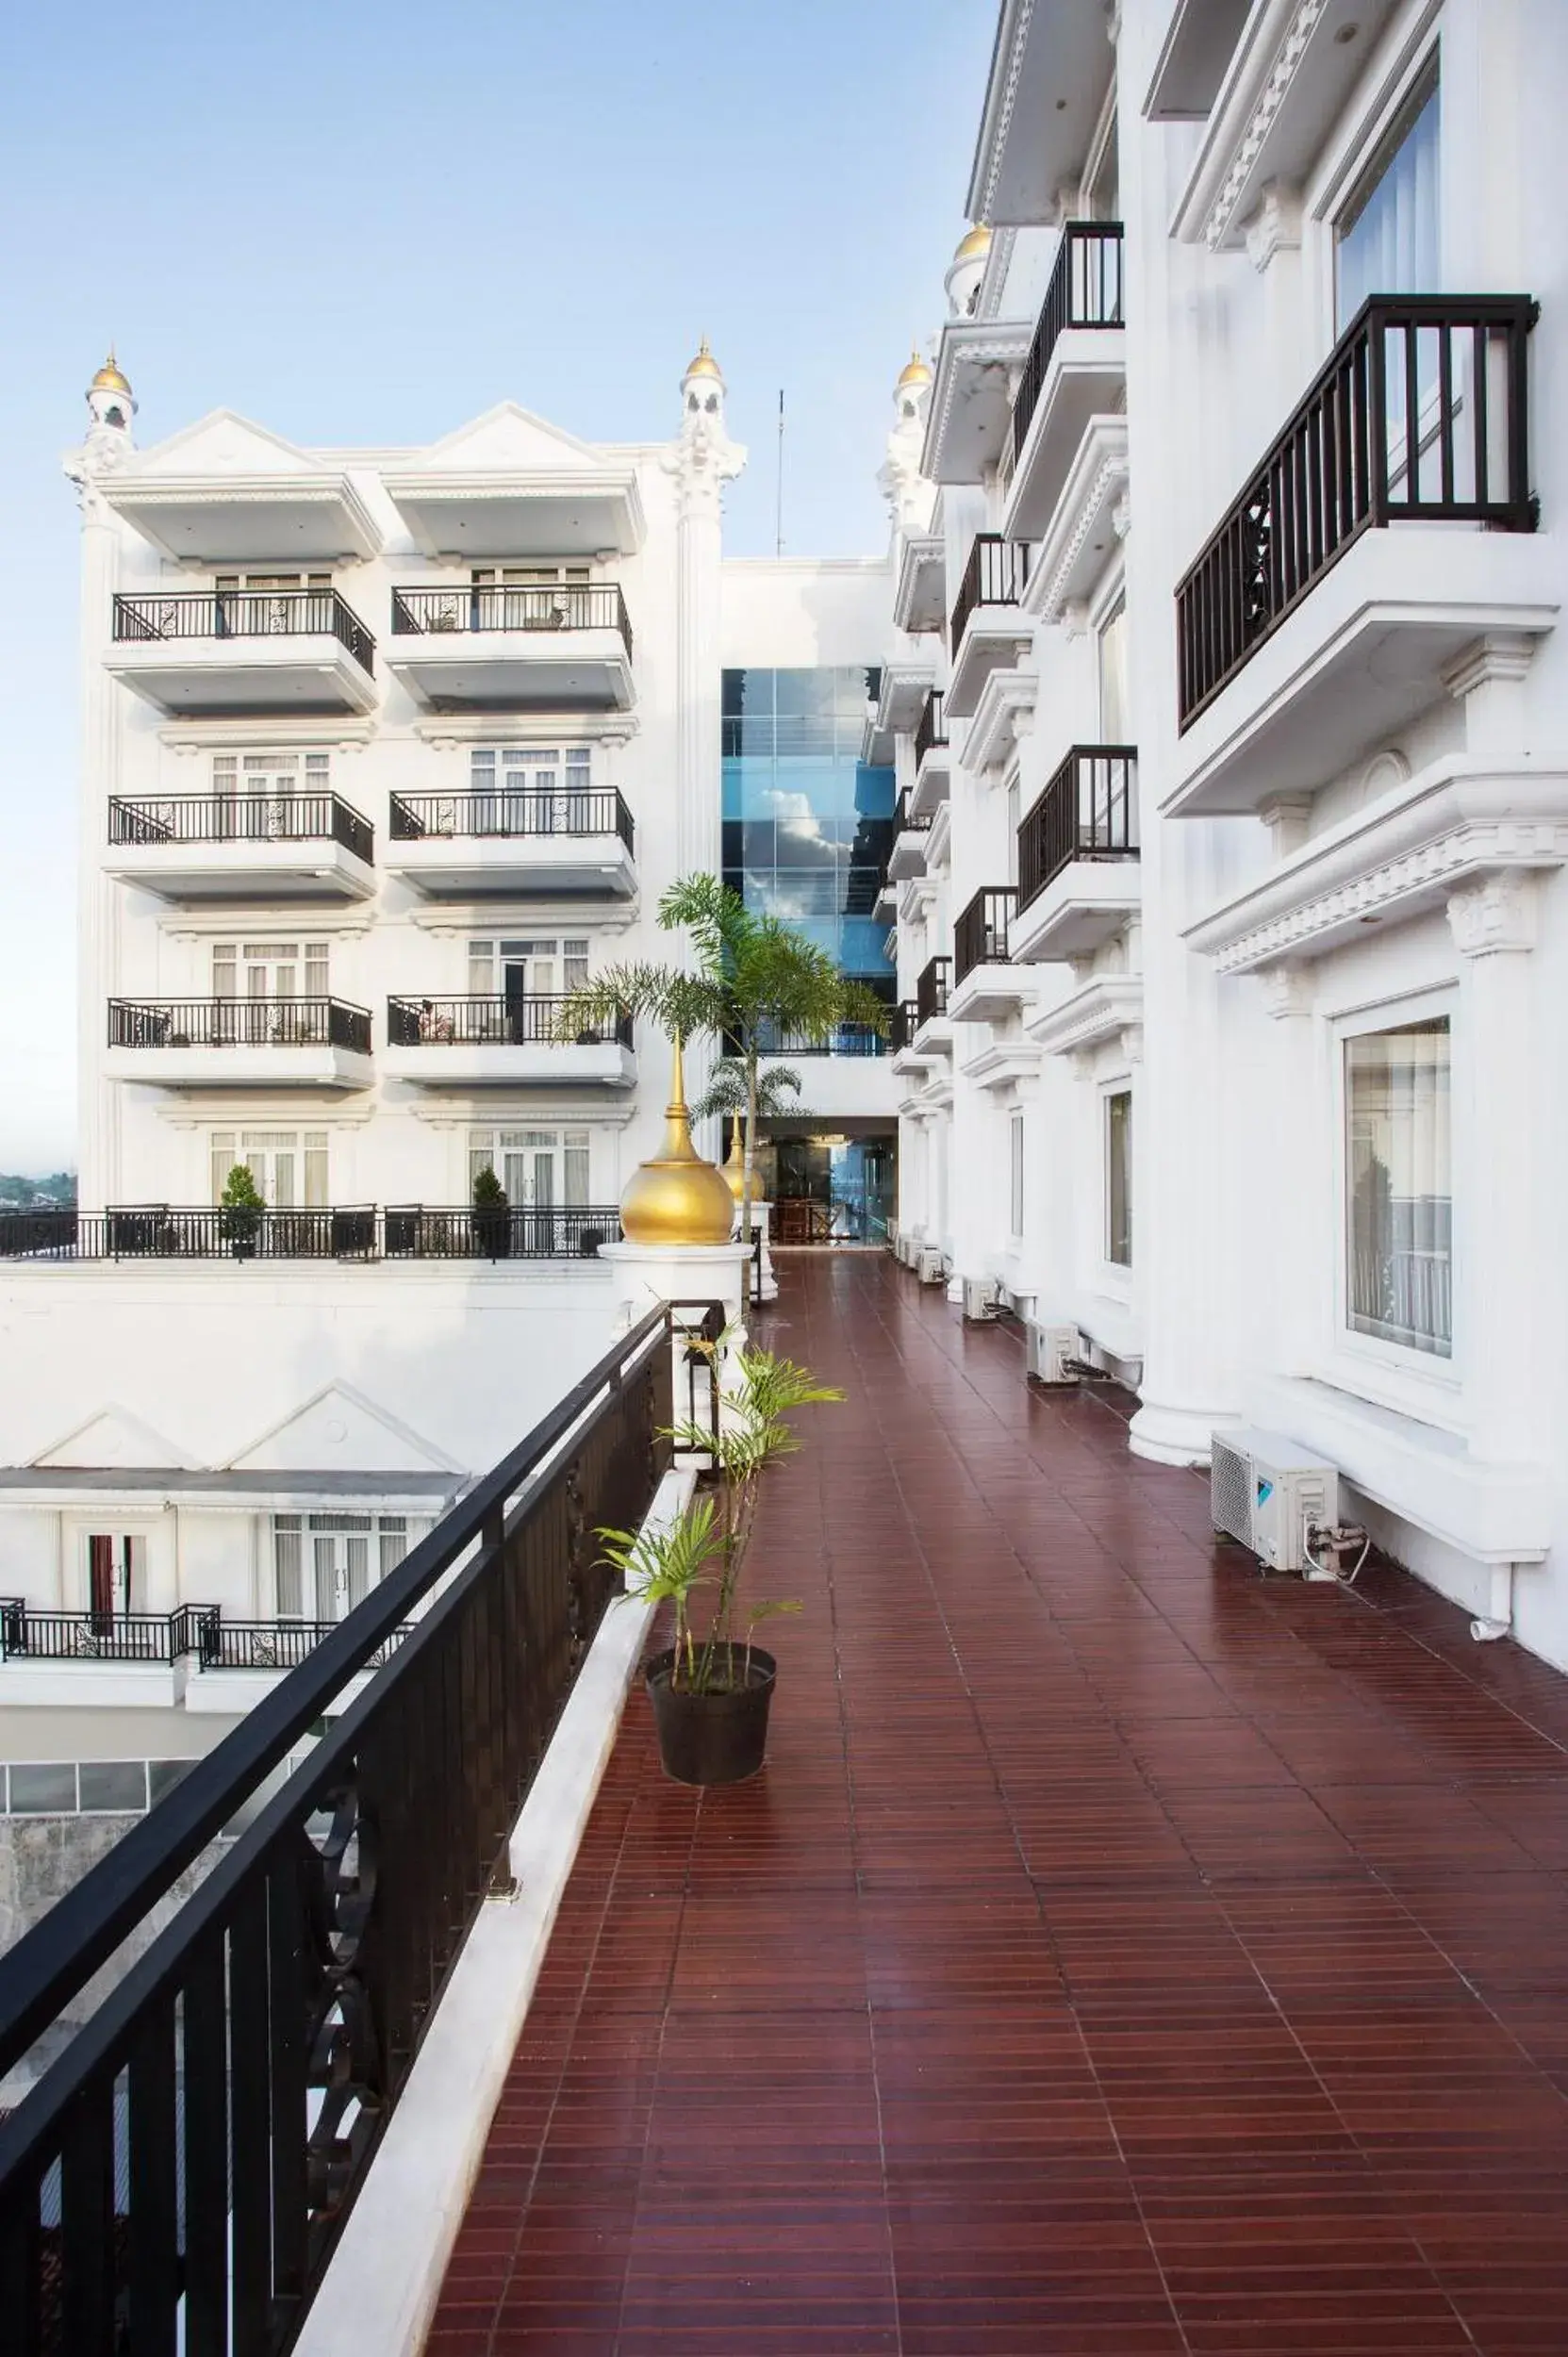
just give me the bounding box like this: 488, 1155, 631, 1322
112, 589, 376, 674
953, 887, 1018, 983
1017, 746, 1140, 912
1177, 294, 1537, 729
893, 787, 932, 839
914, 689, 949, 769
389, 785, 634, 850
1012, 223, 1126, 468
0, 1304, 707, 2355
107, 997, 373, 1054
0, 1205, 620, 1263
384, 1205, 620, 1260
0, 1601, 411, 1672
390, 583, 634, 662
950, 533, 1030, 650
108, 793, 373, 865
387, 995, 633, 1050
889, 1000, 921, 1052
746, 1022, 888, 1059
916, 955, 951, 1028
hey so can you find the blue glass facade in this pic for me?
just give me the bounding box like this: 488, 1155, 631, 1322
721, 668, 896, 993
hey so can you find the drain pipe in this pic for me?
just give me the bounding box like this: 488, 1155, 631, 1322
1471, 1562, 1515, 1643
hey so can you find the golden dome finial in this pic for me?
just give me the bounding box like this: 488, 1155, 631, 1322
896, 345, 933, 393
91, 348, 132, 397
953, 224, 992, 265
619, 1038, 737, 1246
684, 335, 724, 386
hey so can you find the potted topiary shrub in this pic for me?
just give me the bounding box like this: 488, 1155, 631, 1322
471, 1162, 511, 1260
218, 1163, 265, 1261
599, 1336, 842, 1785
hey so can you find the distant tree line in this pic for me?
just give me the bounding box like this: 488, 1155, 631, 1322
0, 1172, 76, 1208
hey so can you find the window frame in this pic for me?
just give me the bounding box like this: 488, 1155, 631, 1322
1102, 1081, 1133, 1273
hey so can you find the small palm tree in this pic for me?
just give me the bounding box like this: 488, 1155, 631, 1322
555, 873, 888, 1244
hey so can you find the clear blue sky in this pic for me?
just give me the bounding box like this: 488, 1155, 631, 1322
0, 0, 989, 1171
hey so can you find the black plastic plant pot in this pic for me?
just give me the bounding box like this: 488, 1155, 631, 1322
644, 1645, 777, 1786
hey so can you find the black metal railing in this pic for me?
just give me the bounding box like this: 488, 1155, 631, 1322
389, 785, 634, 851
112, 589, 376, 675
0, 1602, 411, 1673
109, 794, 374, 865
387, 995, 633, 1050
0, 1305, 694, 2355
893, 786, 932, 838
914, 689, 949, 768
108, 997, 373, 1054
1177, 294, 1537, 728
950, 533, 1030, 650
1012, 223, 1126, 467
953, 887, 1018, 982
916, 956, 950, 1028
1017, 746, 1141, 912
390, 583, 634, 661
890, 1000, 921, 1053
748, 1022, 888, 1059
383, 1206, 621, 1261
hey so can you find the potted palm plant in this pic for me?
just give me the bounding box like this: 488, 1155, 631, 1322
600, 1334, 842, 1784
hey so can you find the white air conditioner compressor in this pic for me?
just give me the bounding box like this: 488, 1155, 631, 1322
962, 1278, 1003, 1322
1211, 1428, 1341, 1577
1025, 1321, 1080, 1385
917, 1247, 945, 1285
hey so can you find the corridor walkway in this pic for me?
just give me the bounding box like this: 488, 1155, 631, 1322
430, 1255, 1568, 2355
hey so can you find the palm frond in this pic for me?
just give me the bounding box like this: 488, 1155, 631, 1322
689, 1061, 805, 1123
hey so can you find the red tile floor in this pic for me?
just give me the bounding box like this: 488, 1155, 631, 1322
429, 1254, 1568, 2355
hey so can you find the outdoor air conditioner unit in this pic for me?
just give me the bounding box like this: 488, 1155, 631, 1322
1210, 1427, 1341, 1577
917, 1247, 945, 1285
962, 1278, 1002, 1323
1025, 1321, 1080, 1385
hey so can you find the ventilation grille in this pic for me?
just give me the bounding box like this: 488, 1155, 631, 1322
1210, 1434, 1254, 1547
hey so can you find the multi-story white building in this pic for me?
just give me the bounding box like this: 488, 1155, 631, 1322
0, 344, 897, 1776
885, 0, 1568, 1667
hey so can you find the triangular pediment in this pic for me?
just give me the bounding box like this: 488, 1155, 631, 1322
34, 1406, 197, 1471
224, 1382, 461, 1475
408, 402, 607, 476
131, 409, 324, 479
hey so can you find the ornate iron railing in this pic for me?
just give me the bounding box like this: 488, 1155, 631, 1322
1011, 223, 1125, 467
386, 995, 633, 1050
388, 786, 634, 850
916, 955, 951, 1027
383, 1206, 621, 1261
953, 888, 1018, 982
949, 533, 1030, 650
1177, 294, 1537, 727
112, 590, 375, 674
1017, 746, 1140, 911
0, 1603, 411, 1672
0, 1207, 618, 1263
889, 1000, 921, 1053
914, 689, 949, 768
390, 582, 633, 661
0, 1306, 691, 2354
107, 998, 373, 1054
108, 794, 373, 865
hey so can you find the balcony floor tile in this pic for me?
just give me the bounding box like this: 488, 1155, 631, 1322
430, 1255, 1568, 2354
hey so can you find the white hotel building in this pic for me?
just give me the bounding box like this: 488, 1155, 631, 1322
0, 345, 896, 1784
886, 0, 1568, 1667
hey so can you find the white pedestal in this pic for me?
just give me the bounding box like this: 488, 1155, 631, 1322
599, 1241, 752, 1337
743, 1201, 779, 1304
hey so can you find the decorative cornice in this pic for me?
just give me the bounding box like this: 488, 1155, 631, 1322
1243, 180, 1303, 272
1446, 874, 1537, 958
1024, 973, 1143, 1062
892, 535, 946, 635
972, 0, 1037, 226
1185, 759, 1568, 974
962, 668, 1038, 776
920, 320, 1032, 485
158, 717, 376, 752
413, 712, 640, 747
102, 471, 383, 561
1021, 416, 1129, 626
1204, 0, 1328, 250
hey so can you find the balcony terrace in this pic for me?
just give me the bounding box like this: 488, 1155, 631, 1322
386, 583, 635, 713
385, 784, 636, 899
1010, 744, 1142, 964
946, 533, 1032, 718
0, 1205, 623, 1263
908, 688, 951, 822
9, 1262, 1568, 2352
949, 884, 1036, 1026
106, 589, 377, 717
885, 785, 933, 882
105, 996, 374, 1092
106, 791, 375, 903
383, 994, 635, 1089
1003, 223, 1126, 544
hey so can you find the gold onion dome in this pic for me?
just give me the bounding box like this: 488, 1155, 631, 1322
619, 1040, 737, 1246
896, 346, 933, 392
91, 350, 131, 395
953, 224, 992, 263
685, 336, 723, 383
721, 1113, 749, 1208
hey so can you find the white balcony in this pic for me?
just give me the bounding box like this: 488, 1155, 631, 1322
1002, 229, 1126, 544
105, 997, 375, 1093
383, 997, 635, 1091
1021, 417, 1129, 627
105, 796, 376, 905
1011, 748, 1142, 961
386, 585, 635, 715
949, 890, 1038, 1024
102, 468, 381, 566
385, 789, 636, 900
920, 321, 1032, 485
107, 591, 377, 717
893, 536, 947, 635
382, 467, 644, 560
1011, 859, 1142, 964
946, 537, 1033, 719
967, 0, 1123, 226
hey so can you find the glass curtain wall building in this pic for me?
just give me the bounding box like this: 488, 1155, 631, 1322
721, 668, 896, 999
